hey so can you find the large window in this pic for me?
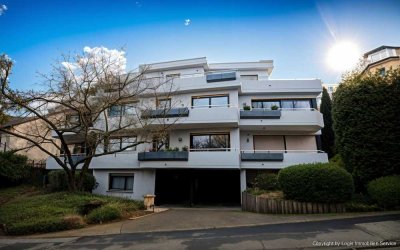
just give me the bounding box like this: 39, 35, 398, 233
192, 95, 229, 108
190, 133, 230, 151
251, 99, 312, 110
108, 137, 137, 152
109, 174, 134, 191
252, 100, 280, 109
108, 104, 136, 117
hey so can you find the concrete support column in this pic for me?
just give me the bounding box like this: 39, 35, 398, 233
240, 169, 246, 203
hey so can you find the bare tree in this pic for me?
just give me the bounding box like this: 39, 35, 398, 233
0, 48, 180, 191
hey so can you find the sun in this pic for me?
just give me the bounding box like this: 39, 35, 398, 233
327, 41, 361, 72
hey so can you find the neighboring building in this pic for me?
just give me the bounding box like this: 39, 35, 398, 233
0, 117, 59, 162
362, 45, 400, 75
46, 57, 328, 205
317, 83, 339, 106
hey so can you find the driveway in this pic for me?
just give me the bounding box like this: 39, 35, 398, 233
26, 208, 400, 238
1, 214, 399, 250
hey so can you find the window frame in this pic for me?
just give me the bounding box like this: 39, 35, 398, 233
106, 136, 137, 152
156, 98, 172, 109
191, 94, 230, 108
190, 133, 230, 151
251, 99, 313, 109
109, 173, 134, 191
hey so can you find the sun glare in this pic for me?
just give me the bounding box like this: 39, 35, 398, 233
327, 41, 361, 72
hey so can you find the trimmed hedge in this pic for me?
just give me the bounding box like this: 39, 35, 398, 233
333, 69, 400, 189
252, 173, 280, 191
367, 176, 400, 209
278, 163, 354, 203
86, 203, 122, 224
48, 170, 96, 192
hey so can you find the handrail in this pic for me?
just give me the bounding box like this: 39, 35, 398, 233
241, 149, 325, 153
245, 108, 316, 111
190, 105, 238, 108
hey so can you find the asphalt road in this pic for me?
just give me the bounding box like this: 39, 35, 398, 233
1, 214, 399, 250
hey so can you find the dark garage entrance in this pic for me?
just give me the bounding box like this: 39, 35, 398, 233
155, 169, 241, 206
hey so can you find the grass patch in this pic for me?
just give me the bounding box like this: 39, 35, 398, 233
0, 189, 144, 235
0, 185, 38, 205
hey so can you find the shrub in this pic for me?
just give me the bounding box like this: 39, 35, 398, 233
5, 217, 83, 235
345, 202, 380, 212
278, 163, 354, 203
86, 203, 121, 224
252, 173, 280, 191
0, 152, 29, 187
330, 154, 345, 168
48, 170, 96, 192
333, 69, 400, 189
367, 176, 400, 209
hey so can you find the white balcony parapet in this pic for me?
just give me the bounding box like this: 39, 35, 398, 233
240, 150, 328, 169
239, 108, 324, 132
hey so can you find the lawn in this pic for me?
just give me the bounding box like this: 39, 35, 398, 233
0, 186, 145, 235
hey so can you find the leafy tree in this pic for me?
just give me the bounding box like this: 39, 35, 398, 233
0, 48, 179, 191
320, 87, 335, 158
332, 69, 400, 190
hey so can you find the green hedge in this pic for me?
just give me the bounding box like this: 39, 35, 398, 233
333, 69, 400, 189
0, 152, 29, 187
86, 203, 122, 224
48, 170, 96, 192
367, 176, 400, 209
252, 173, 280, 190
278, 163, 354, 203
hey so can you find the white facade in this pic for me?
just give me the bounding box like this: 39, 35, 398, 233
47, 57, 328, 204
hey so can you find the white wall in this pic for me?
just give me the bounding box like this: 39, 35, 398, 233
92, 169, 155, 200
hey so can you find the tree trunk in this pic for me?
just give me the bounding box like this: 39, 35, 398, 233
67, 169, 77, 192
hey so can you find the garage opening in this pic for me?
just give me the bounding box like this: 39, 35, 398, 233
155, 169, 241, 206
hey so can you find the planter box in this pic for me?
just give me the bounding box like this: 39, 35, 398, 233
141, 108, 189, 118
138, 151, 189, 161
241, 152, 284, 162
240, 110, 281, 119
242, 192, 346, 214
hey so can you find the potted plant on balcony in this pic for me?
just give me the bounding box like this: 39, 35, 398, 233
243, 105, 251, 111
182, 146, 189, 151
271, 105, 279, 110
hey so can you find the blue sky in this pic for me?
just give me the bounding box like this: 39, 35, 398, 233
1, 0, 399, 89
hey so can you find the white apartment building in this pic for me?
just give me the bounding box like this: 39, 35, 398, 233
46, 57, 328, 205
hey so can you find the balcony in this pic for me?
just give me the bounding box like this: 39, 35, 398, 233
46, 152, 139, 170
138, 151, 189, 161
240, 79, 323, 95
240, 150, 328, 169
147, 106, 239, 129
139, 149, 240, 169
239, 108, 324, 132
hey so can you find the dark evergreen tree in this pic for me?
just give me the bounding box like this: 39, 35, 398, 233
320, 87, 335, 158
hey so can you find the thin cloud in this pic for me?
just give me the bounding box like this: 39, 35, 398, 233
0, 4, 7, 16
184, 19, 191, 26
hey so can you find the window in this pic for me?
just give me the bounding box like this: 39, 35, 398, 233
109, 174, 134, 191
157, 98, 171, 108
190, 133, 230, 151
379, 68, 386, 76
281, 100, 311, 109
108, 104, 136, 117
108, 137, 137, 152
240, 75, 258, 80
251, 100, 280, 109
192, 95, 229, 108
